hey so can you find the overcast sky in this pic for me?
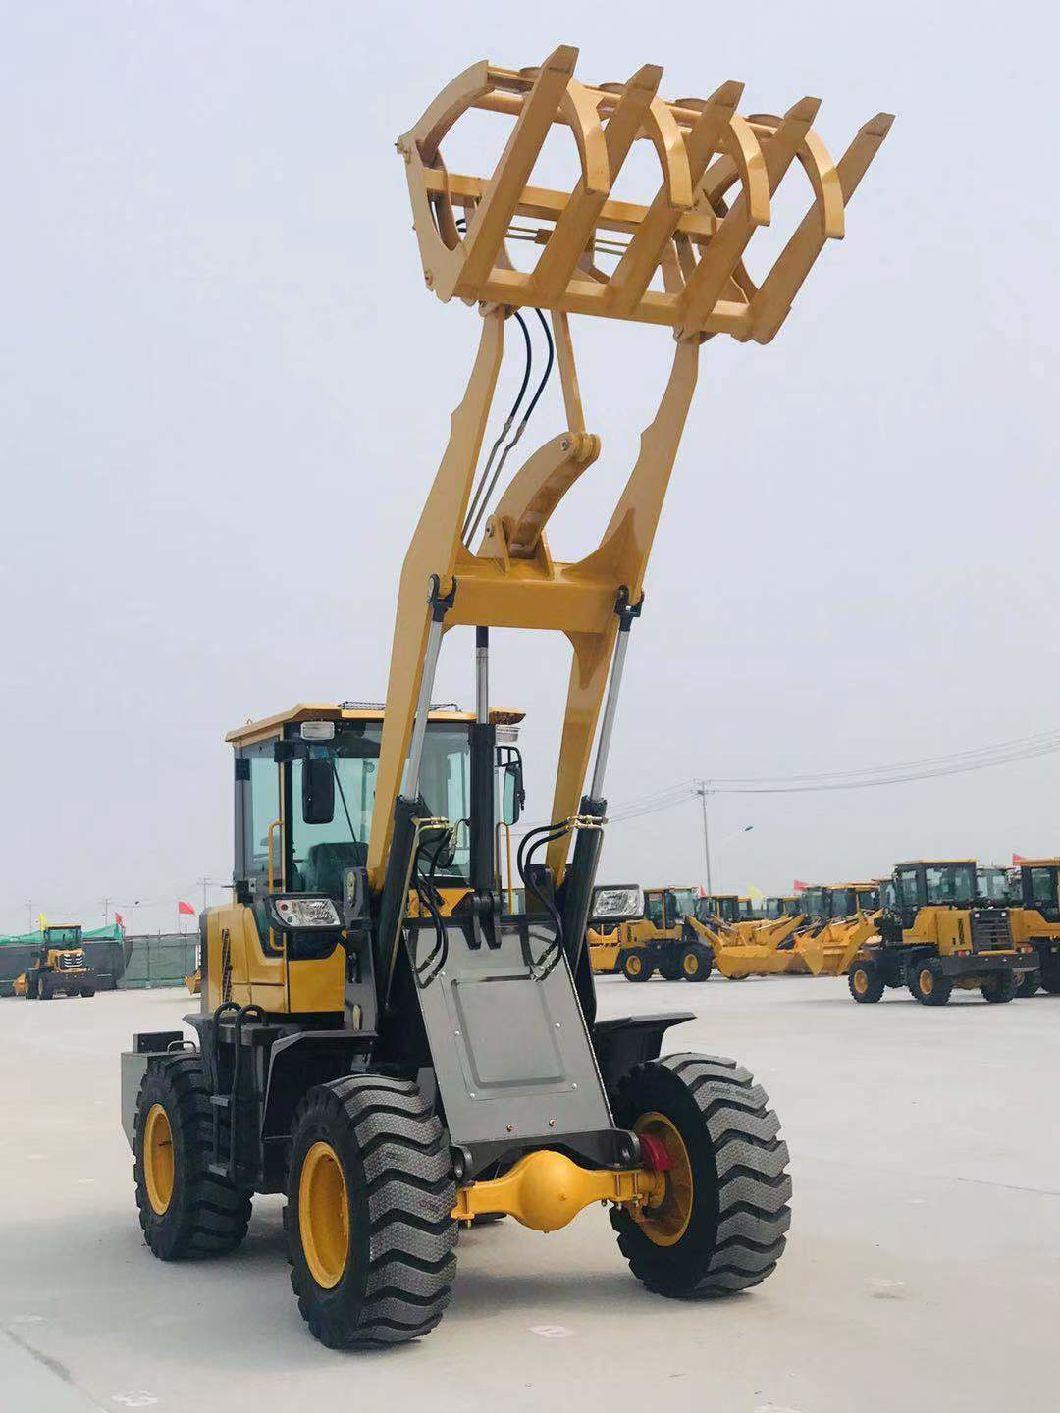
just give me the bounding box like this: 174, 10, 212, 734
4, 1, 1059, 934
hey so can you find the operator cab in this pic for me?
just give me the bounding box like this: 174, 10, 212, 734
41, 924, 84, 964
854, 883, 880, 912
797, 886, 832, 921
977, 865, 1011, 905
1017, 859, 1060, 921
643, 887, 697, 929
891, 861, 979, 928
227, 703, 525, 922
696, 894, 741, 925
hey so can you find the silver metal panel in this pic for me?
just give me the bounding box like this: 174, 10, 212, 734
406, 920, 612, 1148
120, 1052, 149, 1149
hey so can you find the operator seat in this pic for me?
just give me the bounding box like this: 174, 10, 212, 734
301, 841, 368, 898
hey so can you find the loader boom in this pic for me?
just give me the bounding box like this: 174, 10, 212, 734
367, 46, 892, 891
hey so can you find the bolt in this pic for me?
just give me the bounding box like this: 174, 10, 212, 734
506, 1124, 513, 1133
453, 1029, 460, 1037
549, 1119, 556, 1127
561, 438, 570, 451
469, 1092, 476, 1099
571, 1082, 577, 1090
554, 1021, 561, 1029
424, 271, 434, 288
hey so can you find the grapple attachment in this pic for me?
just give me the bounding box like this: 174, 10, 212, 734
399, 45, 892, 341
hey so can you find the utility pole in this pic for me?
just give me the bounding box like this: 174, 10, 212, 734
100, 897, 113, 927
694, 779, 713, 895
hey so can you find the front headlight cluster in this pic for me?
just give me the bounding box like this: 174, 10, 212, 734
271, 896, 341, 929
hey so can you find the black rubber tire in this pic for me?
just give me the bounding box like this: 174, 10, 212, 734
908, 961, 952, 1006
1016, 971, 1039, 999
658, 957, 683, 981
621, 951, 654, 983
610, 1053, 791, 1297
81, 987, 95, 998
981, 972, 1018, 1004
679, 944, 712, 983
133, 1054, 251, 1260
285, 1075, 456, 1348
39, 977, 52, 1000
25, 973, 39, 1000
848, 962, 884, 1004
1040, 952, 1060, 995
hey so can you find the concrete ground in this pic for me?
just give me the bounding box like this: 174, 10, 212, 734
1, 977, 1057, 1413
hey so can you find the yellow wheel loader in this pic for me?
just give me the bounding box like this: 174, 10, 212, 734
119, 47, 888, 1347
792, 883, 880, 977
688, 897, 808, 979
1007, 859, 1060, 996
14, 924, 96, 999
847, 861, 1036, 1005
588, 886, 713, 981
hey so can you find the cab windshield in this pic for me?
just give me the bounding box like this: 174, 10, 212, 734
698, 896, 738, 923
830, 890, 855, 917
977, 868, 1009, 903
1027, 866, 1059, 912
45, 926, 81, 946
289, 721, 471, 894
669, 889, 698, 918
924, 864, 976, 905
801, 888, 828, 918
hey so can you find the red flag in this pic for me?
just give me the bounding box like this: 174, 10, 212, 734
115, 912, 125, 928
178, 900, 195, 917
1012, 853, 1027, 865
793, 879, 808, 892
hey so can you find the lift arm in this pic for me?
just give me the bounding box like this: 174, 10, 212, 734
366, 46, 892, 890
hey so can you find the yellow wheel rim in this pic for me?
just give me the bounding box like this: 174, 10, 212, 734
143, 1103, 174, 1215
853, 968, 869, 996
920, 968, 934, 996
299, 1141, 349, 1289
626, 955, 642, 976
633, 1112, 694, 1247
682, 952, 698, 977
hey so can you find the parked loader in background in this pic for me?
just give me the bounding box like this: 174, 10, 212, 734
588, 886, 713, 981
1007, 858, 1060, 996
14, 924, 96, 999
847, 860, 1036, 1005
120, 47, 888, 1348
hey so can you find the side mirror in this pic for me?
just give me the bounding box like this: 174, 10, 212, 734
302, 757, 335, 825
498, 748, 525, 826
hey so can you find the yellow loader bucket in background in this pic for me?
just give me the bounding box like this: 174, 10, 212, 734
797, 915, 878, 976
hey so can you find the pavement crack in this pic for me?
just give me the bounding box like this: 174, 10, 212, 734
5, 1323, 82, 1390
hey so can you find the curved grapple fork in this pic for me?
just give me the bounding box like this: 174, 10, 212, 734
368, 47, 892, 885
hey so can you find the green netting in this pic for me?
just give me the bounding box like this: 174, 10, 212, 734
0, 923, 124, 945
118, 935, 198, 989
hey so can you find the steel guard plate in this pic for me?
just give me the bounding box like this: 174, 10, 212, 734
404, 918, 612, 1149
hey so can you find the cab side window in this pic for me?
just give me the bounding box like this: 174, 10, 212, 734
246, 751, 281, 885
899, 871, 920, 910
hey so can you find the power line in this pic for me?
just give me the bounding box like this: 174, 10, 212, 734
602, 728, 1060, 822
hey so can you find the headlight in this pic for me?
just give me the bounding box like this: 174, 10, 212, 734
590, 885, 645, 923
270, 895, 342, 929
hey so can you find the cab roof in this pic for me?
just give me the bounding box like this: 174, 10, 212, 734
895, 859, 976, 869
226, 702, 525, 748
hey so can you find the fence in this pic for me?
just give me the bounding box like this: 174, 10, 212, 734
118, 933, 198, 989
0, 932, 198, 995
